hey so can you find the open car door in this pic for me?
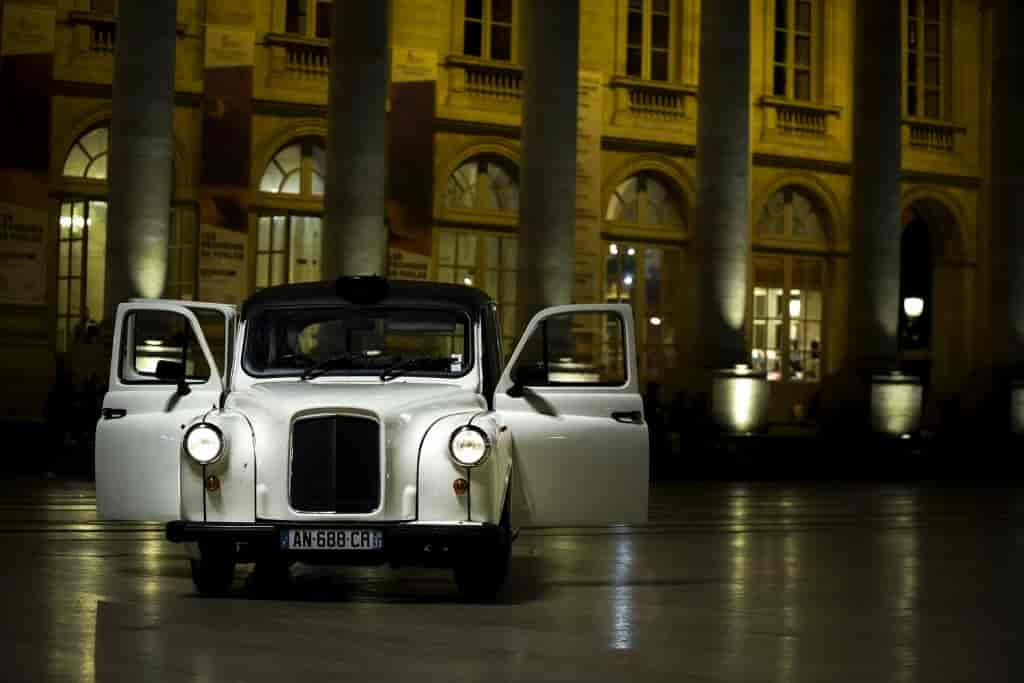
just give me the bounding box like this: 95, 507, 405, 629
95, 300, 235, 521
494, 304, 649, 527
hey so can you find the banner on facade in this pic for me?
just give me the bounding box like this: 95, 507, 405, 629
205, 25, 255, 68
201, 26, 254, 189
0, 201, 46, 305
197, 226, 247, 306
0, 4, 54, 173
388, 247, 430, 281
575, 70, 603, 304
388, 47, 437, 266
1, 3, 55, 56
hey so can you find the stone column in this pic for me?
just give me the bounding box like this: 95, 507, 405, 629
104, 0, 177, 320
516, 0, 579, 324
991, 0, 1024, 368
694, 0, 751, 370
847, 0, 903, 369
323, 0, 390, 277
990, 0, 1024, 433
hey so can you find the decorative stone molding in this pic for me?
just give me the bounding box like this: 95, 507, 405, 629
903, 117, 967, 153
444, 56, 523, 111
67, 11, 187, 55
265, 33, 330, 80
609, 76, 697, 127
760, 96, 841, 139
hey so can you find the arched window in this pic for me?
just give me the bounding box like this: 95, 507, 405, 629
259, 139, 325, 197
62, 126, 110, 180
605, 172, 684, 227
752, 186, 829, 383
445, 156, 519, 213
757, 186, 826, 241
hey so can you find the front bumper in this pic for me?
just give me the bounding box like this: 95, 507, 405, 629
166, 521, 507, 567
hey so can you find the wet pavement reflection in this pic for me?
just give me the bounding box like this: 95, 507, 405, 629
1, 478, 1021, 682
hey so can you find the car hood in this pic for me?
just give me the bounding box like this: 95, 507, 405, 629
229, 379, 483, 420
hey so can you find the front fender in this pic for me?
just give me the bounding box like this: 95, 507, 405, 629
417, 412, 506, 524
180, 411, 256, 523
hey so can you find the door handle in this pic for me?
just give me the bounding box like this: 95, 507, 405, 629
611, 411, 643, 425
102, 408, 127, 420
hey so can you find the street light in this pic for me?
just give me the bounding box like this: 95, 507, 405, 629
903, 296, 924, 319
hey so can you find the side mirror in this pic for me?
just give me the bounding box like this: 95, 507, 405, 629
155, 360, 191, 396
508, 362, 548, 397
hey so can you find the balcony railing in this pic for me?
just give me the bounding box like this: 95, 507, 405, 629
904, 118, 966, 153
68, 10, 117, 55
761, 97, 841, 139
446, 56, 523, 103
610, 76, 696, 123
266, 33, 330, 79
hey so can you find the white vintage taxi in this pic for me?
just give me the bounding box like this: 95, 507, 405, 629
95, 276, 648, 599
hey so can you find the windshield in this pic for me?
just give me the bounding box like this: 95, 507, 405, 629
243, 306, 472, 379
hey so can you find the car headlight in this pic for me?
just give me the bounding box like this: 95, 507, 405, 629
184, 423, 224, 465
449, 425, 491, 467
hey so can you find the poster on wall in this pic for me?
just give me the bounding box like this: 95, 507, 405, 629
575, 70, 603, 304
388, 47, 437, 269
197, 226, 246, 306
0, 201, 46, 305
0, 3, 55, 173
388, 247, 430, 281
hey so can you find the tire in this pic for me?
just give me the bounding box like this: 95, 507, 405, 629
453, 491, 511, 602
190, 544, 235, 596
251, 556, 292, 594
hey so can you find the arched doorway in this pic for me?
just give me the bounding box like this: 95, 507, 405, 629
899, 197, 971, 423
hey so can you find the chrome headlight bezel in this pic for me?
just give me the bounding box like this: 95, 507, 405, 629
448, 425, 491, 468
184, 423, 224, 466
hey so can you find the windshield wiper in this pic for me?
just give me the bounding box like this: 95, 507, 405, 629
301, 352, 374, 381
379, 357, 447, 383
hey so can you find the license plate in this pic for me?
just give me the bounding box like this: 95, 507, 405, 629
281, 528, 384, 551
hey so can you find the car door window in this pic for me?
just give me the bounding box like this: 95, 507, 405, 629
120, 310, 211, 383
190, 307, 228, 375
511, 310, 627, 386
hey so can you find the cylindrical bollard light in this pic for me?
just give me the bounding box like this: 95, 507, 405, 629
1011, 380, 1024, 436
869, 371, 923, 437
711, 365, 770, 434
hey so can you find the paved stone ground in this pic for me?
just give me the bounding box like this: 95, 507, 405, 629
0, 476, 1021, 682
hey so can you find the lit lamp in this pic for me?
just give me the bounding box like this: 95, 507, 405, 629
903, 297, 925, 319
788, 298, 801, 319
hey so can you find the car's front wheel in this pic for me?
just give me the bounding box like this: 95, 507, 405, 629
453, 495, 511, 602
190, 543, 235, 596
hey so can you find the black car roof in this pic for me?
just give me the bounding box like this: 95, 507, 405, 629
240, 278, 494, 319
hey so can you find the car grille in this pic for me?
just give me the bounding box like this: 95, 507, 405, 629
290, 415, 381, 513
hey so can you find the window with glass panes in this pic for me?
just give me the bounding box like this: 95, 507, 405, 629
259, 140, 325, 197
56, 201, 107, 352
462, 0, 513, 62
166, 205, 198, 301
605, 242, 681, 381
625, 0, 672, 82
904, 0, 944, 119
772, 0, 815, 101
752, 187, 828, 382
605, 173, 685, 227
445, 156, 519, 213
285, 0, 333, 39
255, 215, 322, 289
437, 229, 518, 352
62, 126, 109, 180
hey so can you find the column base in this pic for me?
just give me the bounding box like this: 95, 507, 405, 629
710, 365, 770, 434
869, 371, 923, 438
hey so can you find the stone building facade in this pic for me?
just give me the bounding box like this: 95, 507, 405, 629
0, 0, 1015, 430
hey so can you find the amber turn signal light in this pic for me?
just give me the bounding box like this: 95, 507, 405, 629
453, 478, 469, 495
